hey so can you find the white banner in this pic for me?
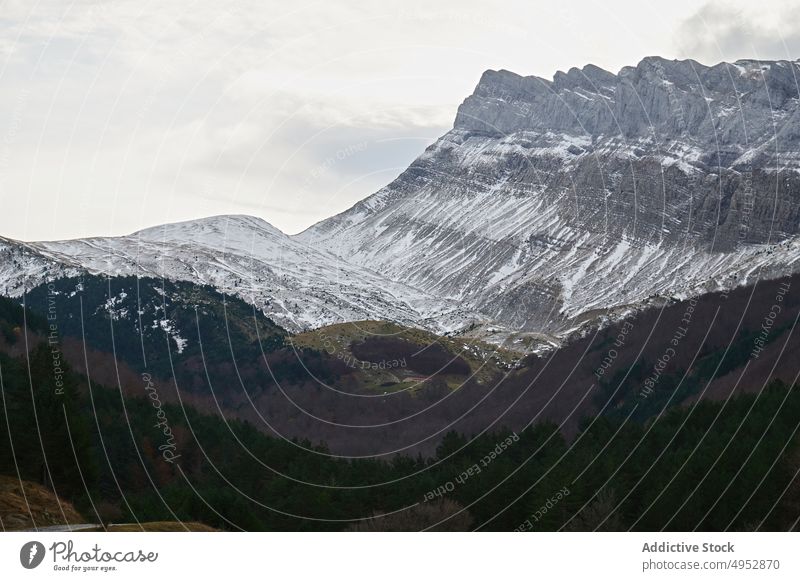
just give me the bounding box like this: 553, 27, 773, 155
0, 532, 797, 580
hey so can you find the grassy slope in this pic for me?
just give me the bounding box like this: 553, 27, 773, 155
0, 475, 84, 530
290, 319, 519, 390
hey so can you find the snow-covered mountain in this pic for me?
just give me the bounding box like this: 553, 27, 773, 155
4, 57, 800, 347
0, 216, 475, 333
299, 57, 800, 341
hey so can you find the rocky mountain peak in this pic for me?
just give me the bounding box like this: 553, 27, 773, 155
454, 57, 800, 156
552, 63, 616, 92
132, 214, 284, 243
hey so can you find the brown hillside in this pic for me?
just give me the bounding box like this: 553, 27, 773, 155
0, 475, 84, 531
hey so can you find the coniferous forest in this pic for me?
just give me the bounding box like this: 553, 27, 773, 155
2, 293, 799, 531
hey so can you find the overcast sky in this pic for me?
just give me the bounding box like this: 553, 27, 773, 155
1, 0, 799, 241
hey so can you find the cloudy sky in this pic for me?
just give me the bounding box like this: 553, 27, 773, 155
1, 0, 799, 241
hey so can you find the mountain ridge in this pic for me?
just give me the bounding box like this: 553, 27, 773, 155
299, 55, 800, 344
4, 56, 800, 349
0, 214, 479, 335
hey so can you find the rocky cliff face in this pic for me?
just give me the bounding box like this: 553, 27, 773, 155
300, 57, 800, 342
452, 57, 800, 247
457, 58, 800, 148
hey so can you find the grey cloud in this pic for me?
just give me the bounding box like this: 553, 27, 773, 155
677, 2, 800, 63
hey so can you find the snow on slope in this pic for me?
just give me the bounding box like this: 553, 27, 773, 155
298, 133, 800, 335
0, 216, 478, 334
0, 236, 81, 295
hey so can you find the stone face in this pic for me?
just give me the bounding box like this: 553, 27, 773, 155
454, 58, 800, 151
300, 57, 800, 340
447, 57, 800, 247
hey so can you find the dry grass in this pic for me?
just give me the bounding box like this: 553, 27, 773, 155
0, 475, 84, 531
88, 522, 217, 532
290, 319, 519, 387
1, 475, 215, 532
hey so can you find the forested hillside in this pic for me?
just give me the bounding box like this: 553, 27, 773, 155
1, 294, 799, 531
